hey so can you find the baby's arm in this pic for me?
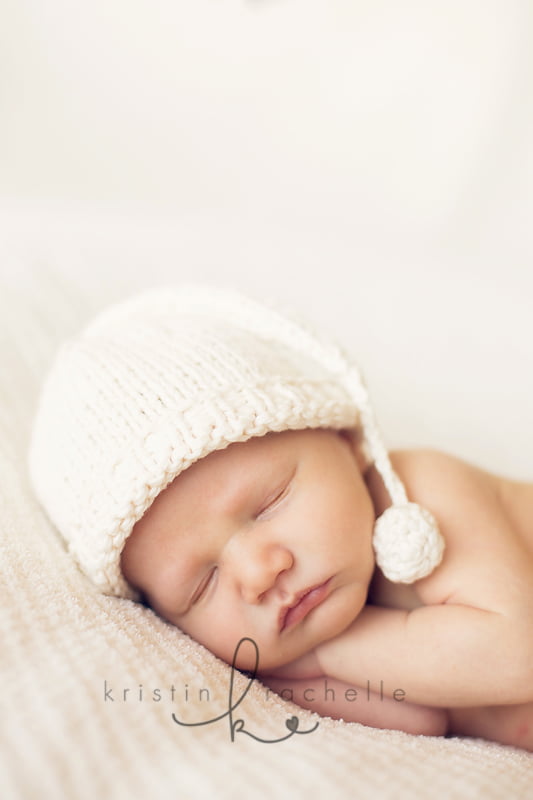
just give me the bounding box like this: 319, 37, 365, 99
315, 603, 533, 707
260, 673, 448, 736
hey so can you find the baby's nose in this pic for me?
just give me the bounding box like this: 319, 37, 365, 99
229, 538, 293, 604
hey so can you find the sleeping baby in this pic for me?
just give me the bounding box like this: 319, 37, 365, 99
28, 285, 533, 751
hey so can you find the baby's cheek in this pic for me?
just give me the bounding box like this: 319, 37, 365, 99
184, 614, 250, 669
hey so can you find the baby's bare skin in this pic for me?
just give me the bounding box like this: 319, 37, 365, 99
266, 450, 533, 750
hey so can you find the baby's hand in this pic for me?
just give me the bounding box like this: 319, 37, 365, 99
260, 648, 322, 680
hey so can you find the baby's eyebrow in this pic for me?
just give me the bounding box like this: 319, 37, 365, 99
213, 474, 262, 516
214, 458, 292, 516
223, 459, 298, 515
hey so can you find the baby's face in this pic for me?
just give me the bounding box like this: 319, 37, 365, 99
121, 428, 376, 672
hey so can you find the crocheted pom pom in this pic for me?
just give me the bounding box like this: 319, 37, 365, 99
372, 502, 445, 584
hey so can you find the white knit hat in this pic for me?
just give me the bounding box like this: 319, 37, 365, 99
28, 284, 444, 600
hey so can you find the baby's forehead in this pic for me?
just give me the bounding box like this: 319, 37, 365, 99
165, 427, 348, 503
178, 427, 337, 475
155, 430, 302, 501
169, 429, 299, 490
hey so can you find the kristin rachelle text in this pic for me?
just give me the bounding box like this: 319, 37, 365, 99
103, 639, 406, 743
103, 678, 405, 704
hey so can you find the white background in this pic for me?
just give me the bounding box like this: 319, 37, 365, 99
1, 0, 532, 476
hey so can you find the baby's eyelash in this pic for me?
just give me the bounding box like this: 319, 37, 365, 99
255, 482, 291, 519
190, 566, 218, 607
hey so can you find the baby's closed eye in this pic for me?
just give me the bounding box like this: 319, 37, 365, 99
255, 471, 296, 521
189, 566, 219, 610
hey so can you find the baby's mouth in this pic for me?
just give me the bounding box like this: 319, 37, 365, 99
278, 579, 331, 633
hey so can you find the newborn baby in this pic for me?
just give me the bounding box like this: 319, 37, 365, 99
28, 285, 533, 751
119, 427, 533, 749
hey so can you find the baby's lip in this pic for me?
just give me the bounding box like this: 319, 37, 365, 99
278, 579, 332, 633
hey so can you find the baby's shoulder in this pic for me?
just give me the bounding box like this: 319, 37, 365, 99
389, 447, 508, 540
388, 448, 519, 603
389, 447, 501, 501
